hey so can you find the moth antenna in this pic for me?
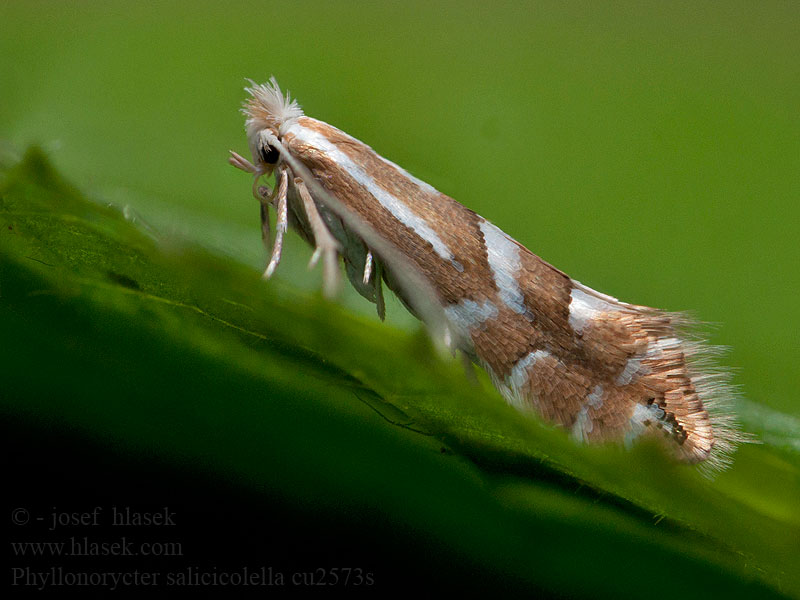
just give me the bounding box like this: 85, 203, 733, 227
228, 150, 258, 174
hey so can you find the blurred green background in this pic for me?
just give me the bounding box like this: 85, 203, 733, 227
2, 0, 797, 413
2, 1, 798, 596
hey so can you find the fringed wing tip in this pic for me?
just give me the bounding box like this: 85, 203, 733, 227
648, 309, 751, 475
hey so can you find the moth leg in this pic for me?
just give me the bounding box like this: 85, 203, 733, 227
363, 249, 386, 321
374, 257, 385, 321
259, 202, 271, 253
247, 183, 273, 253
364, 250, 385, 320
442, 326, 459, 355
263, 167, 289, 279
460, 351, 478, 385
294, 177, 342, 299
363, 251, 373, 285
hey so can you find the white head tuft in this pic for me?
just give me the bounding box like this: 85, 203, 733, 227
242, 77, 304, 139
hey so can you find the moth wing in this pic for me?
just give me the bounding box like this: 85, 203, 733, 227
511, 254, 742, 469
273, 143, 449, 347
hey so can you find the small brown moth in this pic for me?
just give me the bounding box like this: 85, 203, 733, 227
230, 78, 742, 471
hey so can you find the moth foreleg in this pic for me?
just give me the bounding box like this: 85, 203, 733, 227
294, 177, 342, 299
263, 166, 288, 279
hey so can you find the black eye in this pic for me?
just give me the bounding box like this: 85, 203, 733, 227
259, 144, 279, 164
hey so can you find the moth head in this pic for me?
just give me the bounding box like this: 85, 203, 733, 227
252, 133, 280, 173
241, 77, 303, 174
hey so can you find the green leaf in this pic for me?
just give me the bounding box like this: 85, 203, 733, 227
1, 149, 797, 597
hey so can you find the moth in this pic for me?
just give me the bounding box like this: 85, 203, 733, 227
230, 78, 741, 470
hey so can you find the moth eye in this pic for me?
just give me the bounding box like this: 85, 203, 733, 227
259, 144, 279, 165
